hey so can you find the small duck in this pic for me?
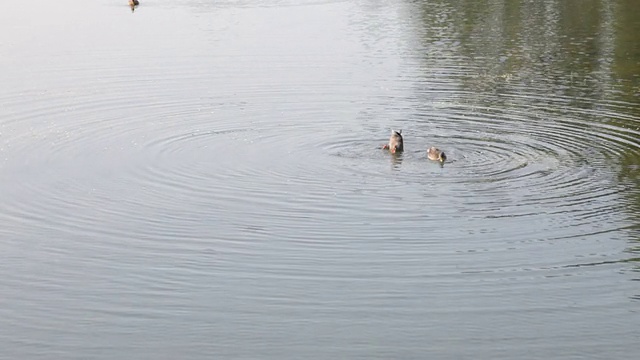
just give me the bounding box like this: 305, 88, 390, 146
382, 130, 404, 154
129, 0, 139, 11
427, 147, 446, 163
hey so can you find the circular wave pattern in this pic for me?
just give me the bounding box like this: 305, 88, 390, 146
0, 5, 637, 257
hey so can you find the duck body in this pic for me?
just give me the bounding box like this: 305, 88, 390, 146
427, 147, 446, 162
382, 130, 404, 154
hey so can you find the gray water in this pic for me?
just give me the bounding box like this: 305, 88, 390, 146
1, 0, 639, 359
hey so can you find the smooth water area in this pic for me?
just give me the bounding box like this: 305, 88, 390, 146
1, 0, 639, 358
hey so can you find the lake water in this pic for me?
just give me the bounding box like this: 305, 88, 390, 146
1, 0, 639, 359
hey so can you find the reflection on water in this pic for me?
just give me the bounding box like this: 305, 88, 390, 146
0, 0, 638, 359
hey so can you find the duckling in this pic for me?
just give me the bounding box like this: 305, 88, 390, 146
129, 0, 139, 11
427, 147, 446, 163
382, 130, 403, 154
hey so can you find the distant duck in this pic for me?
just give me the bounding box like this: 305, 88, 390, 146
427, 147, 446, 163
129, 0, 139, 11
382, 130, 404, 154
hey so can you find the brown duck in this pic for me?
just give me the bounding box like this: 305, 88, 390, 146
382, 130, 404, 154
129, 0, 139, 11
427, 147, 446, 163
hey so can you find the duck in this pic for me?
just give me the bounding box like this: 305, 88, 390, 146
427, 147, 446, 163
129, 0, 139, 11
382, 130, 403, 154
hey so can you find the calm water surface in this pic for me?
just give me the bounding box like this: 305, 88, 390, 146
0, 0, 639, 359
